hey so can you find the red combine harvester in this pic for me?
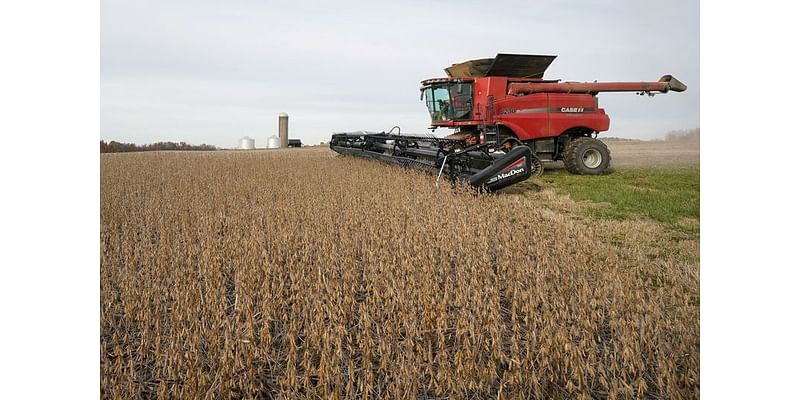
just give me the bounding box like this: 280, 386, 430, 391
330, 54, 686, 191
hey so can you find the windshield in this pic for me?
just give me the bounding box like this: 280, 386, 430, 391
423, 83, 473, 122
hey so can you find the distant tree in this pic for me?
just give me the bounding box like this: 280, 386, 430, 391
100, 140, 218, 153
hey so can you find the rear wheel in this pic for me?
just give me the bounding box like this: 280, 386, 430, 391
530, 155, 544, 177
563, 137, 611, 175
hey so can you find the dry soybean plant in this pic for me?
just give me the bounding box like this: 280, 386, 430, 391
100, 149, 699, 399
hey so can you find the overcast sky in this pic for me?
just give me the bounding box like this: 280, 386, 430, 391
101, 0, 699, 148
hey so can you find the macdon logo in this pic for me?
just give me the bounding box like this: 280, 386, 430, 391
561, 107, 584, 113
488, 167, 525, 184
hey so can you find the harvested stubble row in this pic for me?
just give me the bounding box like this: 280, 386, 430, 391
100, 149, 699, 399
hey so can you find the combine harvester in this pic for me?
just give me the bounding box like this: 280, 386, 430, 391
330, 54, 686, 192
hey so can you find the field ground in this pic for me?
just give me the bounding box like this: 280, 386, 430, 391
101, 140, 699, 398
516, 139, 700, 299
602, 139, 699, 168
523, 139, 700, 277
519, 166, 700, 235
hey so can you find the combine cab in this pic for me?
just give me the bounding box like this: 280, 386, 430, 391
331, 54, 686, 191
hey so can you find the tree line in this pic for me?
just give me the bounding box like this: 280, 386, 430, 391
101, 140, 218, 153
664, 128, 700, 142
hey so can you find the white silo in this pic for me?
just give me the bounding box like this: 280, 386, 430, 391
267, 135, 280, 149
239, 136, 255, 150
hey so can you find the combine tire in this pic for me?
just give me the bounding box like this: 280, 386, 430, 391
531, 155, 544, 177
563, 137, 611, 175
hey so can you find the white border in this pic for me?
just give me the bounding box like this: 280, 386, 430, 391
702, 1, 799, 398
0, 0, 99, 397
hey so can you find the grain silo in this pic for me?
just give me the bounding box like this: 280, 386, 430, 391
278, 112, 289, 148
267, 135, 280, 149
239, 136, 255, 150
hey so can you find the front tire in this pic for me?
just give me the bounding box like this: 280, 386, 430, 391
563, 137, 611, 175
